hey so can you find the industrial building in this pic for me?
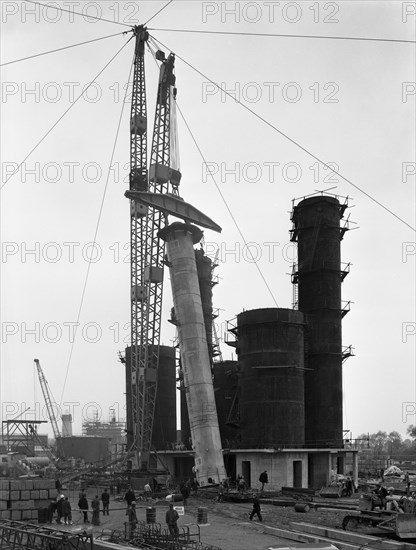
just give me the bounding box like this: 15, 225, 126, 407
125, 192, 358, 489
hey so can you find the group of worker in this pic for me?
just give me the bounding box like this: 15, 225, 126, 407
78, 490, 110, 525
47, 489, 111, 526
47, 494, 72, 525
124, 485, 180, 538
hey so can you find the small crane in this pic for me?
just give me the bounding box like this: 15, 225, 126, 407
33, 359, 61, 442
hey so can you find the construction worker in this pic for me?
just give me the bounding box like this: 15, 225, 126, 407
62, 497, 72, 525
56, 495, 65, 524
144, 482, 152, 501
91, 495, 100, 525
124, 487, 136, 509
249, 496, 262, 522
126, 501, 137, 538
345, 477, 353, 497
217, 482, 224, 502
78, 493, 89, 523
404, 471, 411, 496
259, 471, 268, 492
180, 482, 190, 506
165, 503, 179, 537
47, 499, 57, 523
101, 488, 110, 515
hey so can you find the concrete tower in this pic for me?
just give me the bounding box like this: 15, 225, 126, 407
291, 194, 350, 447
159, 222, 226, 485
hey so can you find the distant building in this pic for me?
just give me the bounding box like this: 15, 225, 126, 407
82, 411, 126, 450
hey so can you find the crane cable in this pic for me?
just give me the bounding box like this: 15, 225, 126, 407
0, 32, 127, 67
22, 0, 131, 27
59, 42, 135, 406
1, 36, 132, 191
175, 100, 279, 308
148, 28, 416, 45
151, 35, 415, 233
144, 0, 175, 26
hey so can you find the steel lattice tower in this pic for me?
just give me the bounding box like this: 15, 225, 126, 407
129, 27, 180, 468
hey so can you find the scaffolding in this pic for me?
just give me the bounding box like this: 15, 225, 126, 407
1, 420, 47, 456
0, 520, 93, 550
123, 520, 221, 550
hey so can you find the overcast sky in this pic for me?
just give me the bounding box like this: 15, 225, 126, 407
1, 1, 415, 442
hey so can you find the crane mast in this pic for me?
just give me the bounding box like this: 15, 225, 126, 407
129, 26, 180, 469
33, 359, 61, 441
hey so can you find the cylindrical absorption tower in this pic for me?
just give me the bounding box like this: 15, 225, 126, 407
291, 195, 348, 447
235, 308, 306, 448
125, 345, 176, 452
159, 222, 226, 485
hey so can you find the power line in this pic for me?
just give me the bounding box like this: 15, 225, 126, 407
149, 28, 416, 45
23, 0, 132, 27
144, 0, 175, 26
1, 37, 133, 191
0, 32, 126, 67
176, 101, 279, 308
60, 49, 135, 406
152, 36, 415, 233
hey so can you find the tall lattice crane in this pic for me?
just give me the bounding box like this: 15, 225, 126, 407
129, 26, 180, 469
33, 359, 61, 441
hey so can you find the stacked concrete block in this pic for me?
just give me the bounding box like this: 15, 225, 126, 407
0, 478, 57, 521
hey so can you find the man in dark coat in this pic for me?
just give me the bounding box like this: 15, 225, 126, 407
259, 471, 268, 491
56, 495, 65, 524
62, 497, 72, 524
345, 477, 353, 497
126, 501, 137, 538
78, 493, 89, 523
91, 495, 100, 525
249, 496, 262, 521
124, 487, 136, 508
165, 503, 179, 536
180, 483, 190, 506
47, 500, 57, 523
101, 488, 110, 515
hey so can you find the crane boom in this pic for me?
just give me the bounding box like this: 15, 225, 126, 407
129, 27, 181, 469
129, 25, 150, 469
33, 359, 61, 441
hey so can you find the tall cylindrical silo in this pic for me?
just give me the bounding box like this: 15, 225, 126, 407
125, 345, 176, 452
235, 308, 305, 448
291, 195, 347, 447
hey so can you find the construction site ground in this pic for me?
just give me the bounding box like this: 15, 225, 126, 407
39, 488, 416, 550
